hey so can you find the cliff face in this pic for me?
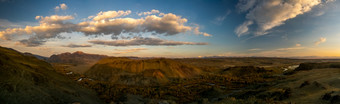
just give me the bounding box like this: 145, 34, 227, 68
85, 57, 202, 85
47, 51, 108, 64
0, 46, 103, 104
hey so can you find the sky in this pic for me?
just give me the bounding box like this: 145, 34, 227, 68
0, 0, 340, 58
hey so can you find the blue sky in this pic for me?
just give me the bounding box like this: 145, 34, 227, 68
0, 0, 340, 58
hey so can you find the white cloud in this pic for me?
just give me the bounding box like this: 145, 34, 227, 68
60, 3, 68, 10
202, 33, 212, 37
113, 48, 147, 54
80, 13, 200, 36
236, 0, 323, 36
143, 13, 191, 35
235, 21, 253, 37
55, 3, 68, 11
0, 15, 76, 46
55, 6, 60, 11
193, 26, 212, 37
0, 10, 211, 46
248, 48, 262, 51
88, 37, 208, 46
36, 15, 74, 24
314, 37, 326, 45
275, 47, 305, 51
296, 43, 301, 47
138, 9, 160, 16
91, 10, 131, 21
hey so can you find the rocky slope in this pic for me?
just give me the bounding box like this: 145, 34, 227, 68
0, 46, 104, 104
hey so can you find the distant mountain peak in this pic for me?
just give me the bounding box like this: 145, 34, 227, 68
48, 51, 108, 64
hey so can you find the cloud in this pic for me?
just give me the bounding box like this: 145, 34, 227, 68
193, 26, 212, 37
314, 11, 325, 16
138, 9, 160, 16
296, 43, 301, 47
212, 10, 231, 25
55, 6, 60, 11
80, 13, 198, 36
55, 3, 68, 11
325, 0, 336, 3
236, 0, 323, 36
91, 10, 131, 21
0, 10, 211, 46
60, 3, 68, 10
235, 21, 253, 37
88, 37, 208, 46
142, 13, 192, 35
314, 37, 326, 45
0, 15, 76, 46
62, 43, 92, 48
17, 38, 46, 47
113, 48, 147, 54
35, 15, 74, 24
248, 48, 262, 51
275, 47, 305, 51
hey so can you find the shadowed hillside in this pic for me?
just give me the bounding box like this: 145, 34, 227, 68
48, 51, 108, 64
0, 46, 104, 104
23, 52, 48, 61
48, 51, 108, 74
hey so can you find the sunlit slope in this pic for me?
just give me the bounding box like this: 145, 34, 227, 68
0, 46, 103, 104
85, 57, 202, 84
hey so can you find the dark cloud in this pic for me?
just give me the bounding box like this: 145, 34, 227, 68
18, 38, 45, 47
